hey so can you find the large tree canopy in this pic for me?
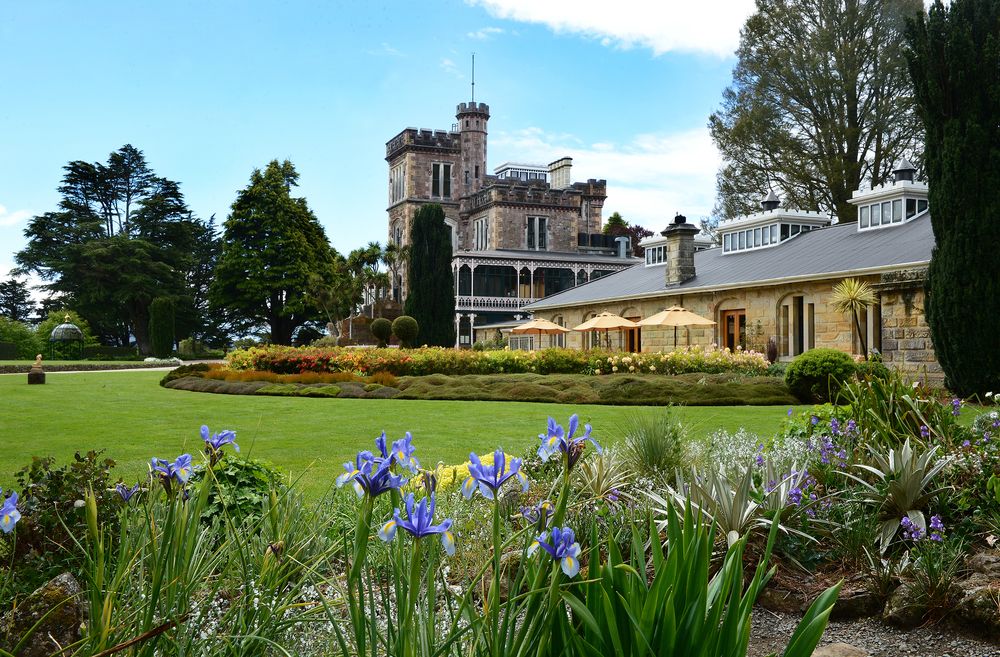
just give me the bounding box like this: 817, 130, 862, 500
710, 0, 924, 222
404, 204, 455, 347
210, 160, 335, 345
0, 278, 35, 323
906, 0, 1000, 396
15, 145, 210, 353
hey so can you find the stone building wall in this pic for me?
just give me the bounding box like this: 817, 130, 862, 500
537, 272, 942, 383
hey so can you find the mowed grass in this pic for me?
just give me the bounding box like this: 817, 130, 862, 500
0, 370, 809, 499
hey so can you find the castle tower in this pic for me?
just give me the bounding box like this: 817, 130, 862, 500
456, 102, 489, 196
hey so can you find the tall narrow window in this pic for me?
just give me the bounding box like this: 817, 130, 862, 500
432, 163, 452, 198
526, 216, 548, 251
526, 218, 535, 249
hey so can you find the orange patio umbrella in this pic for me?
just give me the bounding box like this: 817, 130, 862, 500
572, 312, 638, 351
511, 318, 570, 350
637, 305, 715, 348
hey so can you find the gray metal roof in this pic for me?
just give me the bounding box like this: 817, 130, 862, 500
526, 212, 934, 311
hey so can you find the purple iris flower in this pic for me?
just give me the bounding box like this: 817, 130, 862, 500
201, 425, 239, 455
538, 414, 602, 468
929, 515, 944, 532
390, 432, 420, 474
336, 451, 407, 498
787, 408, 794, 417
0, 491, 21, 534
810, 415, 819, 426
151, 454, 193, 487
920, 425, 930, 439
521, 500, 554, 531
116, 482, 141, 502
845, 419, 857, 434
462, 449, 528, 500
900, 516, 924, 541
951, 399, 961, 417
528, 526, 582, 577
377, 493, 455, 555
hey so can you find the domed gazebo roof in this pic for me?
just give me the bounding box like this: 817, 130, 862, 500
50, 315, 83, 342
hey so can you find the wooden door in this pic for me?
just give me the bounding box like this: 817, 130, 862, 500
625, 317, 641, 353
721, 309, 746, 351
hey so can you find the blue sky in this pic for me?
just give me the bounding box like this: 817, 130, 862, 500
0, 0, 755, 281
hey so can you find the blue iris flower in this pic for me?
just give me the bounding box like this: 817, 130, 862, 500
0, 490, 21, 534
461, 449, 528, 500
151, 454, 193, 485
201, 425, 239, 454
336, 450, 407, 498
528, 525, 582, 577
377, 493, 456, 556
537, 414, 601, 468
116, 482, 141, 502
390, 432, 421, 474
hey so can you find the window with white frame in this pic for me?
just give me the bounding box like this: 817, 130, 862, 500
389, 162, 406, 204
526, 216, 548, 250
431, 163, 452, 198
474, 217, 489, 250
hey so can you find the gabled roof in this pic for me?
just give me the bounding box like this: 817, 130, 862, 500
525, 212, 933, 311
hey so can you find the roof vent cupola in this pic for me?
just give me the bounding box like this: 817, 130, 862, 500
761, 190, 780, 212
892, 158, 917, 183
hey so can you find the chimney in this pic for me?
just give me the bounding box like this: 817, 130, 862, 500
615, 236, 630, 258
548, 157, 572, 189
661, 213, 699, 286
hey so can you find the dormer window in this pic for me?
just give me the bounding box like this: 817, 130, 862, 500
718, 192, 830, 254
851, 159, 928, 232
642, 242, 667, 266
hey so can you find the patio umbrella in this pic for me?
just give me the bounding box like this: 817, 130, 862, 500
511, 318, 570, 350
637, 305, 716, 348
572, 312, 638, 351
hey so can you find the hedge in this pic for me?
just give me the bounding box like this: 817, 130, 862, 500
226, 345, 770, 378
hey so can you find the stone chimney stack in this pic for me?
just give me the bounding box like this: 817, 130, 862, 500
661, 213, 699, 286
548, 157, 572, 189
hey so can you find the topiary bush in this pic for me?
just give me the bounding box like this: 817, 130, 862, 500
785, 348, 857, 402
392, 315, 419, 348
148, 297, 175, 358
371, 317, 392, 347
160, 362, 211, 386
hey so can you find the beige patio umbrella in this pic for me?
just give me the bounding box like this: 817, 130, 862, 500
638, 305, 716, 348
572, 312, 638, 351
511, 318, 570, 350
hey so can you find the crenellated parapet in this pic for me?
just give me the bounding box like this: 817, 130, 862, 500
456, 102, 490, 118
386, 128, 461, 160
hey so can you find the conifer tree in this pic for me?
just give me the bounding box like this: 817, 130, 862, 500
906, 0, 1000, 396
403, 204, 455, 347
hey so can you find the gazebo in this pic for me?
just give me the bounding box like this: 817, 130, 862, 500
49, 315, 84, 359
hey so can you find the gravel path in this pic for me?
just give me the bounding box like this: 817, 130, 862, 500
750, 610, 1000, 656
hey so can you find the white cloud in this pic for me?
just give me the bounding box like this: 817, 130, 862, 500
367, 42, 405, 57
0, 204, 32, 227
467, 26, 505, 40
490, 126, 720, 228
440, 57, 464, 78
466, 0, 754, 58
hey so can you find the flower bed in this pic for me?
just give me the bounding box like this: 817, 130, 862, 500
226, 344, 770, 377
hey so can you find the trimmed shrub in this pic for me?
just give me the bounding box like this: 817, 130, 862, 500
0, 318, 41, 359
371, 318, 392, 347
392, 315, 419, 348
148, 297, 175, 358
159, 362, 211, 386
785, 348, 856, 402
83, 345, 140, 361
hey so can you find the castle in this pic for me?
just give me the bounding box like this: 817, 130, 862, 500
386, 100, 639, 347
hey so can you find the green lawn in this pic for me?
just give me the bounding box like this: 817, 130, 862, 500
0, 370, 809, 498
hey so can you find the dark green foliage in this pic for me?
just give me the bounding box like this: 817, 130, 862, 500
15, 145, 211, 354
0, 318, 40, 358
370, 317, 392, 347
0, 342, 15, 359
391, 315, 419, 348
159, 362, 211, 386
906, 0, 1000, 396
618, 410, 687, 477
210, 160, 336, 345
189, 457, 283, 525
82, 345, 140, 360
785, 348, 857, 402
601, 211, 653, 257
35, 309, 97, 359
403, 204, 455, 347
710, 0, 923, 221
148, 297, 175, 358
0, 277, 35, 322
855, 357, 892, 381
12, 451, 118, 559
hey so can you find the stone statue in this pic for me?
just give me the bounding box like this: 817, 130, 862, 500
28, 353, 45, 385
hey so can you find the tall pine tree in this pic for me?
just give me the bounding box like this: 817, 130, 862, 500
906, 0, 1000, 396
404, 204, 455, 347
